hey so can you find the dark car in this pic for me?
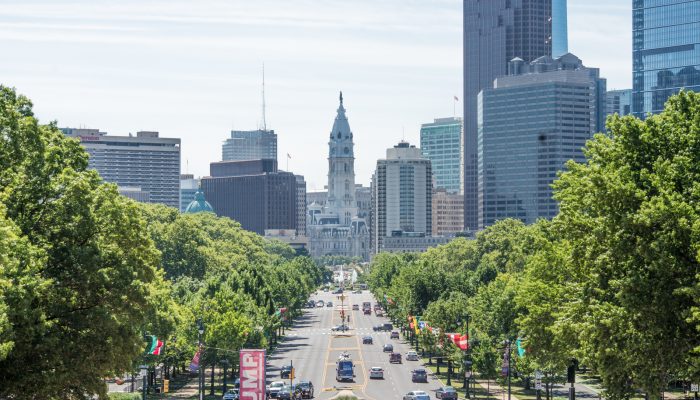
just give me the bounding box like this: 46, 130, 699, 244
373, 325, 383, 332
383, 343, 393, 352
234, 378, 240, 388
364, 309, 372, 315
326, 301, 333, 307
382, 323, 393, 331
436, 386, 458, 400
280, 365, 293, 379
296, 381, 314, 399
277, 386, 293, 400
412, 368, 428, 383
362, 336, 373, 344
390, 331, 400, 339
389, 352, 402, 364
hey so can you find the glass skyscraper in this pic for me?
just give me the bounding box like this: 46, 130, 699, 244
420, 117, 463, 194
633, 0, 700, 117
477, 54, 606, 229
552, 0, 569, 57
463, 0, 553, 232
222, 129, 277, 161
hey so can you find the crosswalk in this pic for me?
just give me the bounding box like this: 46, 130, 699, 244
286, 329, 395, 336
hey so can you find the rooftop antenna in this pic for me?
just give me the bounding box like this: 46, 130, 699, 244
261, 63, 267, 131
402, 126, 405, 141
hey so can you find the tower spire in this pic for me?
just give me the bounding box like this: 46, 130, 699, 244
261, 63, 267, 131
339, 91, 343, 105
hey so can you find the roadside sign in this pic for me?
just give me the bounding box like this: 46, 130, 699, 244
535, 370, 543, 379
535, 379, 542, 390
691, 383, 699, 392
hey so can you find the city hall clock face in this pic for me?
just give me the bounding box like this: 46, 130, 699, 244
344, 147, 349, 154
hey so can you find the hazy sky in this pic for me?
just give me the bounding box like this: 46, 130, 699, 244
0, 0, 631, 190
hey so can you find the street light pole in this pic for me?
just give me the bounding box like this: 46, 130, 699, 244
198, 320, 205, 400
507, 340, 512, 400
222, 359, 229, 395
140, 365, 148, 400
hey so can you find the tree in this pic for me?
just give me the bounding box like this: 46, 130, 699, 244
0, 86, 169, 399
549, 91, 700, 398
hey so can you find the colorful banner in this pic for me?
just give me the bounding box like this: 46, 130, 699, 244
446, 333, 469, 350
239, 349, 266, 400
189, 348, 201, 373
146, 335, 164, 355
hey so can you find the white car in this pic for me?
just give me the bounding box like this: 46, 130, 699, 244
404, 391, 430, 400
369, 367, 384, 379
406, 351, 419, 361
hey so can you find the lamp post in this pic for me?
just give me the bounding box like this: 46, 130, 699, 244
197, 320, 205, 400
139, 365, 148, 400
222, 359, 230, 395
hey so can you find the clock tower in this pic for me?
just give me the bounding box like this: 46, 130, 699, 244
326, 92, 358, 225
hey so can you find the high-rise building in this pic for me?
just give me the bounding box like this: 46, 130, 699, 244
606, 89, 633, 119
632, 0, 700, 118
222, 129, 277, 161
61, 128, 181, 208
432, 188, 464, 237
420, 117, 463, 194
180, 174, 200, 212
463, 0, 554, 232
371, 141, 433, 254
355, 185, 372, 221
295, 175, 307, 236
201, 159, 299, 235
552, 0, 569, 58
477, 53, 606, 229
307, 93, 369, 261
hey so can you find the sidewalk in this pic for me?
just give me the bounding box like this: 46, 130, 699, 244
474, 379, 521, 400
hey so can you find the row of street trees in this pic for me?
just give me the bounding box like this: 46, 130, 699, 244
369, 92, 700, 400
0, 86, 324, 399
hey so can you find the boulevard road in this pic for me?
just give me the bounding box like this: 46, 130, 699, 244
267, 290, 444, 400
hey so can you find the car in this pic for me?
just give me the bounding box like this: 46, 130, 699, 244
412, 368, 428, 383
323, 287, 329, 292
333, 288, 343, 294
436, 386, 458, 400
369, 367, 384, 379
234, 378, 240, 388
383, 343, 393, 352
362, 336, 373, 344
382, 323, 393, 331
390, 331, 400, 339
389, 352, 402, 364
277, 386, 293, 400
296, 381, 314, 399
316, 300, 324, 308
267, 381, 286, 398
404, 391, 431, 400
406, 351, 419, 361
352, 304, 360, 310
353, 289, 362, 294
364, 309, 372, 315
223, 389, 239, 400
331, 324, 349, 332
373, 325, 383, 332
280, 365, 293, 379
326, 301, 333, 307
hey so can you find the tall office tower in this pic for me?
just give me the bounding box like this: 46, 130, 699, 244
180, 174, 200, 212
307, 93, 369, 261
477, 54, 606, 229
463, 0, 553, 232
371, 141, 433, 253
420, 117, 463, 194
354, 185, 372, 221
606, 89, 633, 119
222, 129, 277, 161
432, 188, 465, 237
61, 128, 181, 208
632, 0, 700, 118
295, 175, 307, 236
201, 159, 299, 235
552, 0, 569, 57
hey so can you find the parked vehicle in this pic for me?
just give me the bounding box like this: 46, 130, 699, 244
383, 343, 393, 352
375, 309, 384, 317
390, 331, 400, 339
389, 352, 402, 364
267, 381, 286, 398
316, 300, 324, 308
362, 336, 373, 344
404, 391, 431, 400
412, 368, 428, 383
352, 304, 360, 310
296, 381, 314, 399
336, 356, 355, 382
369, 367, 384, 379
436, 386, 458, 400
223, 389, 239, 400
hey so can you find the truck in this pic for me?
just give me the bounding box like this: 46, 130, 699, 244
336, 356, 355, 382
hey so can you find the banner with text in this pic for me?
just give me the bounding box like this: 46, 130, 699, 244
239, 349, 267, 400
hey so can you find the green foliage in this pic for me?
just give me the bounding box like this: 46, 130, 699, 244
0, 86, 168, 399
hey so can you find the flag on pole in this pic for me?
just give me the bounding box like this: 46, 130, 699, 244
189, 348, 201, 373
145, 335, 164, 355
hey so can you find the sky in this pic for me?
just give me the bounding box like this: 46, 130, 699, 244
0, 0, 631, 190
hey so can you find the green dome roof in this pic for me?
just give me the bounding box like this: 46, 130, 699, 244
185, 189, 214, 213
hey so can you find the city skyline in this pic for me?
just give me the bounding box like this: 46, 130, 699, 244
0, 0, 631, 190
